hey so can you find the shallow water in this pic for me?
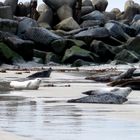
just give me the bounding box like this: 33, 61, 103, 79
0, 70, 140, 140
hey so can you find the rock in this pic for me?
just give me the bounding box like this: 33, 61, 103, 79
45, 52, 61, 64
111, 8, 121, 16
37, 6, 53, 26
132, 14, 140, 22
0, 42, 23, 64
81, 10, 105, 21
25, 27, 62, 46
131, 20, 140, 35
115, 49, 139, 63
68, 93, 127, 104
124, 0, 135, 11
0, 18, 18, 34
74, 27, 110, 44
43, 0, 76, 10
82, 0, 93, 6
0, 6, 13, 19
15, 2, 29, 17
90, 40, 115, 62
0, 31, 15, 41
71, 59, 92, 67
103, 12, 116, 21
81, 6, 95, 16
27, 68, 52, 79
4, 36, 34, 61
105, 22, 130, 42
80, 20, 104, 28
125, 36, 140, 54
55, 17, 80, 31
17, 17, 38, 38
4, 0, 18, 14
57, 4, 73, 21
122, 0, 140, 22
92, 0, 108, 12
82, 87, 132, 98
62, 45, 98, 64
38, 3, 48, 13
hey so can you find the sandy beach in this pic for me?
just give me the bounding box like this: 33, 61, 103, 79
0, 67, 140, 140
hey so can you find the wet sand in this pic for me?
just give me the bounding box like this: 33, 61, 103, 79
0, 68, 140, 140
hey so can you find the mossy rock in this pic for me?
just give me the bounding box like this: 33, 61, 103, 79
0, 43, 23, 64
45, 52, 61, 64
71, 59, 92, 67
115, 49, 139, 63
62, 45, 98, 64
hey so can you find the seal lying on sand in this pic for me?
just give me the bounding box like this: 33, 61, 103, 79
10, 78, 41, 90
82, 87, 132, 98
27, 68, 52, 79
68, 87, 132, 104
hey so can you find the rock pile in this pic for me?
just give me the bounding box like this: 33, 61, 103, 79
0, 0, 140, 66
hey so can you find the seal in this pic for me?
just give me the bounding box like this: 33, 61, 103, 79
82, 87, 132, 98
10, 78, 41, 90
68, 93, 127, 104
68, 87, 132, 104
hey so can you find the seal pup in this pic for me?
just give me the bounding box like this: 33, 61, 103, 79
68, 93, 127, 104
82, 87, 132, 98
10, 78, 41, 90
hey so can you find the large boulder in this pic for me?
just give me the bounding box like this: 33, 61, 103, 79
57, 4, 73, 21
105, 22, 130, 42
17, 17, 38, 38
25, 27, 62, 46
122, 0, 140, 22
37, 6, 53, 26
131, 20, 140, 35
43, 0, 76, 10
125, 36, 140, 54
92, 0, 108, 12
81, 10, 105, 21
82, 0, 93, 6
115, 49, 139, 63
81, 6, 95, 16
55, 17, 80, 31
4, 0, 18, 14
4, 36, 34, 61
0, 6, 13, 19
62, 45, 98, 64
0, 42, 23, 64
80, 19, 104, 28
90, 40, 115, 62
0, 18, 18, 34
73, 27, 110, 44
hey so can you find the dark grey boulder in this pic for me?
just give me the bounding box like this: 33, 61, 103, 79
90, 40, 115, 62
82, 0, 93, 6
131, 20, 140, 35
105, 22, 130, 42
81, 6, 95, 16
132, 14, 140, 22
4, 0, 18, 14
81, 10, 105, 21
4, 36, 34, 61
71, 59, 92, 67
115, 49, 139, 63
62, 45, 98, 64
0, 6, 13, 19
74, 27, 110, 44
17, 17, 38, 38
125, 36, 140, 54
80, 20, 104, 28
92, 0, 108, 12
25, 27, 62, 45
0, 42, 23, 65
0, 18, 18, 34
68, 93, 127, 104
43, 0, 76, 10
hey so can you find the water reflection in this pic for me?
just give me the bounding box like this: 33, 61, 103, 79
0, 94, 139, 140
